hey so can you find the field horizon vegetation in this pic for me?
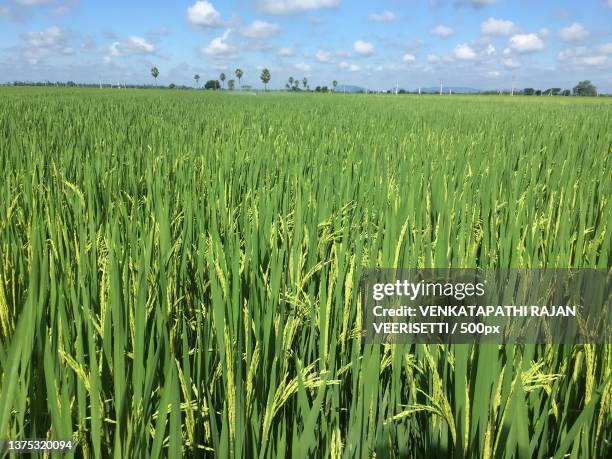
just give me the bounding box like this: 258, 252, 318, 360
0, 88, 610, 458
3, 79, 610, 97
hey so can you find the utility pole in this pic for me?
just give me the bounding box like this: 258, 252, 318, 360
440, 80, 443, 95
511, 75, 516, 96
418, 86, 421, 95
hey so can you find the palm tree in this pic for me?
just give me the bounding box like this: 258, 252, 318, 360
228, 79, 235, 90
260, 68, 271, 91
194, 74, 200, 88
235, 68, 243, 89
219, 73, 226, 89
332, 80, 338, 92
302, 77, 308, 91
151, 66, 159, 87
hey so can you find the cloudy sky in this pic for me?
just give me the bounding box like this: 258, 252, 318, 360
1, 0, 611, 91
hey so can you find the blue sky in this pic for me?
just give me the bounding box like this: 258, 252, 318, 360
1, 0, 611, 91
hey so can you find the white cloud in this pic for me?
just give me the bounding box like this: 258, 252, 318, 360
557, 47, 586, 61
481, 18, 518, 36
21, 25, 70, 64
242, 20, 280, 38
109, 36, 155, 57
453, 43, 477, 60
353, 40, 374, 56
402, 53, 416, 62
582, 55, 607, 66
487, 70, 500, 77
558, 23, 590, 42
427, 54, 441, 63
483, 43, 496, 56
557, 46, 609, 67
24, 25, 65, 47
49, 4, 75, 17
277, 47, 293, 56
16, 0, 55, 5
608, 0, 612, 7
457, 0, 504, 7
8, 0, 77, 18
503, 57, 521, 69
368, 11, 396, 22
294, 62, 311, 72
259, 0, 340, 15
338, 61, 359, 71
537, 27, 549, 38
187, 1, 222, 27
508, 33, 544, 53
431, 25, 454, 38
201, 29, 236, 56
315, 49, 334, 63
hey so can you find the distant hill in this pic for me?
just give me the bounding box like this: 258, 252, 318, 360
336, 85, 482, 94
335, 84, 365, 93
419, 86, 481, 94
333, 84, 482, 94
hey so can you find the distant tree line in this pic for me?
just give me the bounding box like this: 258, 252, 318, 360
7, 68, 605, 97
9, 81, 198, 89
520, 82, 598, 97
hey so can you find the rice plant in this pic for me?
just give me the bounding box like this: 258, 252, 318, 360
0, 88, 610, 458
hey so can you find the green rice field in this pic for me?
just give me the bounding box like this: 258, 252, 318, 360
0, 88, 610, 457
